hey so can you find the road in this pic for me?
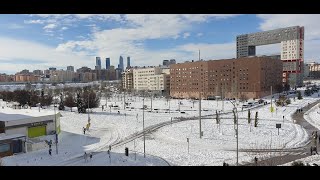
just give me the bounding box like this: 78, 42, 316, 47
243, 99, 320, 166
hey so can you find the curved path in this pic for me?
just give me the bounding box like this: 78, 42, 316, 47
53, 103, 268, 166
243, 99, 320, 166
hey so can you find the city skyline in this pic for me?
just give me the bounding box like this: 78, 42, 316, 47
0, 14, 320, 74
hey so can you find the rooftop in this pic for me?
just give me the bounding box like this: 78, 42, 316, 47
0, 108, 55, 122
0, 134, 26, 141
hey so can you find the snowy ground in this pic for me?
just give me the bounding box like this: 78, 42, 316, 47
2, 90, 320, 166
281, 98, 320, 166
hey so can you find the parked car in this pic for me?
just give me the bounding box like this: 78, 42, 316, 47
258, 99, 264, 104
242, 104, 249, 108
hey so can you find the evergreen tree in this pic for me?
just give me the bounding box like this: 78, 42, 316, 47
297, 90, 303, 100
77, 92, 86, 113
254, 112, 258, 127
58, 93, 65, 110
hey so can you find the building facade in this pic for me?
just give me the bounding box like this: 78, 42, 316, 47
170, 57, 283, 99
236, 26, 304, 87
306, 62, 320, 79
119, 56, 124, 71
127, 56, 131, 69
67, 66, 74, 72
133, 67, 170, 93
15, 74, 40, 82
96, 57, 101, 69
106, 58, 111, 69
122, 68, 134, 91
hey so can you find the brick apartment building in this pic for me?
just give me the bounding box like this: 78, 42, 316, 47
170, 57, 283, 99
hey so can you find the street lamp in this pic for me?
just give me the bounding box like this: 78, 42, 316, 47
142, 92, 145, 158
54, 100, 58, 155
229, 100, 238, 166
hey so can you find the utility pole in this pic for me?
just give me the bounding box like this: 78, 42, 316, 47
199, 49, 200, 61
169, 98, 171, 114
143, 93, 146, 158
236, 107, 238, 166
88, 92, 90, 121
271, 86, 273, 117
54, 104, 58, 154
151, 94, 153, 112
124, 90, 126, 110
222, 84, 225, 112
199, 92, 202, 138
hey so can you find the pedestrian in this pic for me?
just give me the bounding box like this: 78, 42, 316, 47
254, 157, 258, 166
90, 153, 93, 160
102, 105, 104, 111
49, 148, 52, 156
83, 127, 86, 135
84, 152, 88, 162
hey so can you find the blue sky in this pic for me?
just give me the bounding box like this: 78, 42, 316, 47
0, 14, 319, 74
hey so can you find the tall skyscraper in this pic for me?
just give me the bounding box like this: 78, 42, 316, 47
163, 60, 169, 66
169, 59, 176, 65
67, 66, 74, 72
106, 58, 111, 69
96, 57, 101, 69
127, 56, 131, 68
119, 56, 124, 71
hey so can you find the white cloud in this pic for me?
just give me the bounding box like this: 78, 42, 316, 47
61, 27, 68, 31
183, 32, 190, 39
43, 23, 57, 30
20, 14, 241, 69
0, 37, 92, 73
257, 14, 320, 61
197, 33, 203, 37
24, 19, 45, 24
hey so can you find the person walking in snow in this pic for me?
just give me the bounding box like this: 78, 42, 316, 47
254, 157, 258, 166
84, 152, 88, 162
83, 127, 86, 135
49, 148, 52, 156
89, 153, 93, 160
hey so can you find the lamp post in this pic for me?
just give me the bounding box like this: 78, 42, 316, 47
142, 93, 145, 158
199, 92, 202, 138
229, 100, 238, 166
54, 101, 58, 155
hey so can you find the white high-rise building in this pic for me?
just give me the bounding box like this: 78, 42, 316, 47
133, 67, 170, 92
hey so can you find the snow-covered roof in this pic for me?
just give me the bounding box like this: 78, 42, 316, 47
0, 108, 55, 121
0, 134, 26, 141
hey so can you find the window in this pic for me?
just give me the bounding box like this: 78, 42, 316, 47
0, 143, 10, 153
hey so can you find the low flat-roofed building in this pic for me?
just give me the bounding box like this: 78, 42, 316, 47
0, 134, 26, 157
0, 108, 60, 139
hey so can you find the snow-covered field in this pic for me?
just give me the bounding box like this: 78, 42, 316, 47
2, 90, 320, 166
281, 99, 320, 166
